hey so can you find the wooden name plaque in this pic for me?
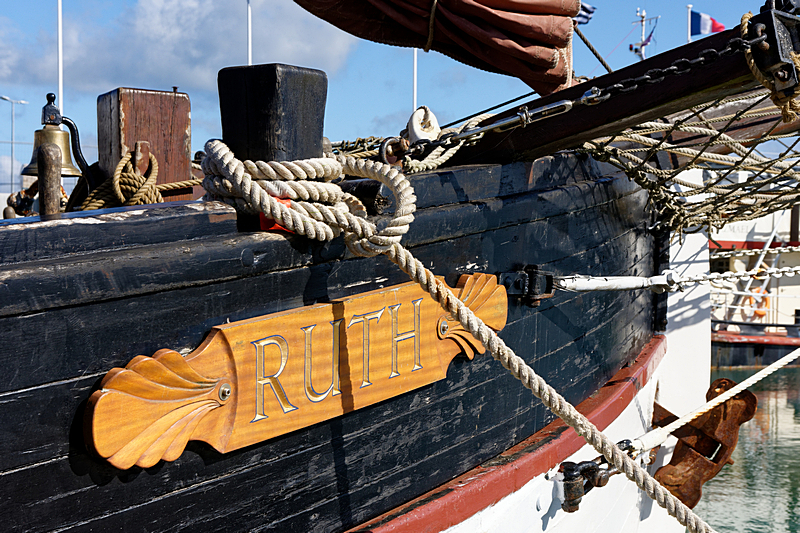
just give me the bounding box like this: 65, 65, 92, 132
86, 273, 507, 469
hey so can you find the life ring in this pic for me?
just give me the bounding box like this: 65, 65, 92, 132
745, 287, 770, 318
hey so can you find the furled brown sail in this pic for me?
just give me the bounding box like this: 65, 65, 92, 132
294, 0, 579, 95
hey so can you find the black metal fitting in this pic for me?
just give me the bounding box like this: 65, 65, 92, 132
498, 265, 555, 307
560, 461, 598, 513
42, 93, 62, 125
764, 0, 800, 16
559, 446, 627, 513
748, 7, 800, 93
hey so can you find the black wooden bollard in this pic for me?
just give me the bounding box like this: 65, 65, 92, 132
217, 64, 328, 162
37, 143, 62, 219
217, 64, 328, 230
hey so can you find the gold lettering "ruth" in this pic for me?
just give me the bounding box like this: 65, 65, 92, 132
253, 301, 424, 421
302, 320, 342, 403
348, 308, 385, 388
251, 336, 298, 422
388, 298, 423, 377
87, 274, 507, 469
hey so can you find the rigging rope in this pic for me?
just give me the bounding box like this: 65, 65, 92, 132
741, 12, 800, 123
201, 139, 718, 533
572, 14, 800, 236
574, 24, 613, 74
403, 113, 493, 173
580, 86, 800, 235
633, 347, 800, 453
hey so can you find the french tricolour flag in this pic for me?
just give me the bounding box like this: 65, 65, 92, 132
691, 11, 725, 36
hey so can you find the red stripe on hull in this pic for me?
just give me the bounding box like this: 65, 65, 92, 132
709, 240, 800, 250
348, 335, 668, 533
712, 332, 800, 346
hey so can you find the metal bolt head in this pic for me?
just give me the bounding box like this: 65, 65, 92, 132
438, 320, 449, 337
219, 383, 232, 402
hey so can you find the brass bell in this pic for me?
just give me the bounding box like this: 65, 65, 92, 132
21, 124, 82, 177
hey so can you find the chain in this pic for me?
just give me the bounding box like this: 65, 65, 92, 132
711, 244, 800, 258
402, 34, 767, 157
679, 265, 800, 288
585, 37, 763, 103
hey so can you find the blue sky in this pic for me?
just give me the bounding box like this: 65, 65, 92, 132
0, 1, 761, 193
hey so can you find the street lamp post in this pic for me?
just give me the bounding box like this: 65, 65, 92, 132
1, 96, 29, 191
247, 0, 252, 66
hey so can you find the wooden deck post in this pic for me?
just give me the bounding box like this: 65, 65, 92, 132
217, 64, 327, 162
97, 88, 193, 201
217, 64, 327, 230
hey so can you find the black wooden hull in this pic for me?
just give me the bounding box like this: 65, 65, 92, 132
0, 155, 657, 532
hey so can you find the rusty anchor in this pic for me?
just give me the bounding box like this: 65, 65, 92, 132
653, 378, 757, 508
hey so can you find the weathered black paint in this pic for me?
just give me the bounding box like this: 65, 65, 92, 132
217, 63, 327, 162
0, 159, 656, 532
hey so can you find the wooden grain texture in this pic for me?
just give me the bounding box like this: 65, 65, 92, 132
37, 143, 63, 217
0, 172, 639, 319
0, 156, 658, 532
0, 201, 237, 265
97, 88, 192, 200
86, 274, 507, 469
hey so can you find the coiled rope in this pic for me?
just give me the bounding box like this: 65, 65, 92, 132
201, 139, 718, 533
79, 151, 202, 211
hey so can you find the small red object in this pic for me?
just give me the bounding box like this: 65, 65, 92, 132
259, 197, 294, 233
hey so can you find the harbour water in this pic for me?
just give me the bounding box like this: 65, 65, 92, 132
693, 367, 800, 532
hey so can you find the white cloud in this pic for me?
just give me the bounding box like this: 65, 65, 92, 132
0, 154, 26, 195
0, 0, 356, 96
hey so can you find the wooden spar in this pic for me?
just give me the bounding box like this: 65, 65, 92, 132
450, 28, 761, 166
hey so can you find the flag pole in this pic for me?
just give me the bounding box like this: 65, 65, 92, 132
413, 48, 418, 112
687, 4, 692, 43
247, 0, 252, 66
57, 0, 63, 115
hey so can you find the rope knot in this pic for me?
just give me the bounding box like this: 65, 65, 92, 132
112, 152, 162, 206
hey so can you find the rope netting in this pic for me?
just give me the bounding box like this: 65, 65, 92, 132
579, 87, 800, 235
574, 13, 800, 237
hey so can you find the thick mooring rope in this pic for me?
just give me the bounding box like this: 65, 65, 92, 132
201, 139, 718, 533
